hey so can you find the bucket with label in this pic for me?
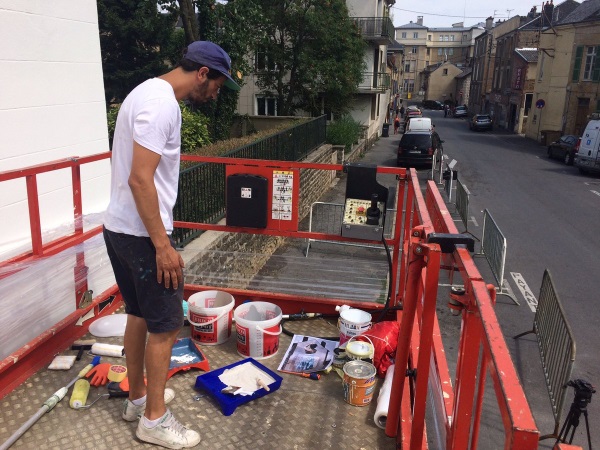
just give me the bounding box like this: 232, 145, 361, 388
187, 290, 235, 345
234, 302, 282, 359
338, 308, 372, 346
342, 360, 377, 407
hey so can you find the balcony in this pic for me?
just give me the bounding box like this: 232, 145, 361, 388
357, 72, 391, 93
354, 17, 394, 45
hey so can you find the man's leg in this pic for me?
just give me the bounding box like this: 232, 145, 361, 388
144, 328, 180, 420
124, 314, 148, 401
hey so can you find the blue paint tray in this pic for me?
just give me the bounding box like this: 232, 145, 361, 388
195, 358, 282, 416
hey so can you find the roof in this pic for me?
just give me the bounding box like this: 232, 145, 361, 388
396, 22, 428, 29
387, 39, 404, 51
558, 0, 600, 24
519, 0, 582, 29
455, 67, 473, 79
515, 48, 539, 62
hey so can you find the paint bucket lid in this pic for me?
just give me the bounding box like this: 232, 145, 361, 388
343, 360, 376, 379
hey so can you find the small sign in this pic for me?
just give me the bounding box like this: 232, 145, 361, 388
536, 99, 545, 109
241, 187, 251, 199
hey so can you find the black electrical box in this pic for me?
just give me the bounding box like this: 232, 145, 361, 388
226, 173, 268, 228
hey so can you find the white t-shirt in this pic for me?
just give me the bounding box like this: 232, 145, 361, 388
104, 78, 181, 237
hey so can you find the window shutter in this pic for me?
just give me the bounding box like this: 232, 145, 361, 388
572, 45, 583, 82
592, 46, 600, 82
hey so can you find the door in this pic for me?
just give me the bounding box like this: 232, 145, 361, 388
574, 98, 590, 136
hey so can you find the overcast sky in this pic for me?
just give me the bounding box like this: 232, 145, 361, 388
390, 1, 539, 29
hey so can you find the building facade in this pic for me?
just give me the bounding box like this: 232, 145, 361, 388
395, 17, 483, 101
527, 0, 600, 141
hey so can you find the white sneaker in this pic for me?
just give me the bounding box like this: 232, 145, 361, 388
136, 409, 201, 449
122, 388, 176, 422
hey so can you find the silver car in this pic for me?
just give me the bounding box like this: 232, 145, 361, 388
453, 105, 468, 118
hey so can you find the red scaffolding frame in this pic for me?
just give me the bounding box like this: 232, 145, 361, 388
0, 153, 572, 449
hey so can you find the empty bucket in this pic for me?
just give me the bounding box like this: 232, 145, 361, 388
187, 290, 235, 345
234, 302, 282, 359
338, 308, 372, 346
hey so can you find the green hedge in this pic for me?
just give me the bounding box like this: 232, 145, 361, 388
326, 115, 363, 152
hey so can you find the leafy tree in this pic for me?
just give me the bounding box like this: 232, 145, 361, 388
97, 0, 178, 104
231, 0, 366, 116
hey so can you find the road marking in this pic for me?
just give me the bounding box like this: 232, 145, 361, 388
470, 216, 479, 227
590, 190, 600, 197
510, 272, 537, 312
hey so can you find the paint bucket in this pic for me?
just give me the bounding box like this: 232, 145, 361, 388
234, 302, 282, 359
342, 360, 377, 407
338, 308, 372, 346
344, 336, 375, 362
187, 290, 235, 345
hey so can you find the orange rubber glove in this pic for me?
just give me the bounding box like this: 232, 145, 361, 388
85, 363, 112, 386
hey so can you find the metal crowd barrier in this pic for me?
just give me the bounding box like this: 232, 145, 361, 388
304, 202, 396, 256
477, 209, 519, 305
455, 178, 470, 232
514, 269, 576, 441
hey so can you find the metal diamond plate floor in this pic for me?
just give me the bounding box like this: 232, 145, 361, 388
0, 317, 396, 450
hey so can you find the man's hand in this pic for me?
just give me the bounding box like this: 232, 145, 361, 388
155, 243, 185, 289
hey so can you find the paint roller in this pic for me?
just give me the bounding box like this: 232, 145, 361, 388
69, 379, 91, 409
0, 356, 100, 450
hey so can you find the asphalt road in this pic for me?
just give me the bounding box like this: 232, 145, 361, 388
393, 107, 600, 448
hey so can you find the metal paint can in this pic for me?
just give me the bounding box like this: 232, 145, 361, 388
342, 360, 377, 406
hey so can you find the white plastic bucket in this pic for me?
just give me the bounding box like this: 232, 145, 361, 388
187, 290, 235, 345
234, 302, 282, 359
338, 308, 372, 346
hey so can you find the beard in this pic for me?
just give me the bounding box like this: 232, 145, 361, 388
187, 79, 213, 106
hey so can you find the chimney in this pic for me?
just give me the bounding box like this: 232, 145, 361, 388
543, 0, 555, 26
417, 16, 423, 26
485, 16, 493, 30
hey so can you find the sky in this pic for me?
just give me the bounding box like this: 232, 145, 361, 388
390, 0, 540, 28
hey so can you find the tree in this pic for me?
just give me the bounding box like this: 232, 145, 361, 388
231, 0, 366, 116
97, 0, 178, 104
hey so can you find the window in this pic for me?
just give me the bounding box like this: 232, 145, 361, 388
426, 48, 430, 56
428, 34, 432, 41
401, 32, 407, 38
449, 48, 454, 56
257, 97, 277, 116
255, 48, 275, 72
411, 46, 416, 54
450, 35, 454, 42
405, 63, 411, 72
439, 35, 444, 41
583, 46, 599, 81
413, 32, 419, 38
443, 68, 448, 76
444, 35, 449, 42
438, 48, 443, 56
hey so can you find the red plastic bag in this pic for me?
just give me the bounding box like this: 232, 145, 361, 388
356, 321, 399, 378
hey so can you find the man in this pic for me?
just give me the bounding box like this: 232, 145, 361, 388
103, 41, 240, 449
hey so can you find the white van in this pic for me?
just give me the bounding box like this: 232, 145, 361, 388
575, 119, 600, 174
405, 117, 433, 133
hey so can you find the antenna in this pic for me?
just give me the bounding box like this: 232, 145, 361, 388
506, 9, 513, 17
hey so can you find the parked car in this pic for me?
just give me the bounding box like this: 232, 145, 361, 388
469, 114, 493, 131
575, 119, 600, 173
405, 117, 433, 133
397, 130, 444, 167
405, 105, 422, 118
547, 134, 580, 165
453, 105, 468, 118
421, 100, 444, 110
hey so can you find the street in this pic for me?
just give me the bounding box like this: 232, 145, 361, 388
397, 107, 600, 448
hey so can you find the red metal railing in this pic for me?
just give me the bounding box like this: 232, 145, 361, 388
0, 154, 565, 449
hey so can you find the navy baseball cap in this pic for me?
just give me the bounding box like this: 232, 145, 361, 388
183, 41, 241, 91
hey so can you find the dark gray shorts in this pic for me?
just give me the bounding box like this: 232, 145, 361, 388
103, 227, 183, 334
